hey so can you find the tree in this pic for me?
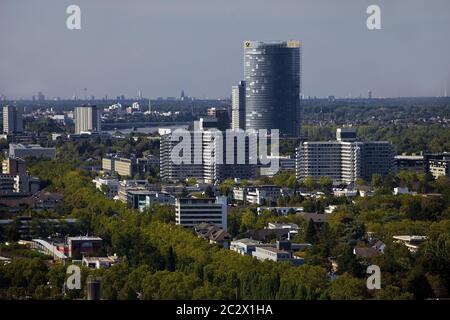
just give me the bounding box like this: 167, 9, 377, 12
336, 246, 364, 277
328, 273, 367, 300
304, 220, 318, 244
166, 246, 176, 272
302, 176, 316, 190
371, 174, 382, 189
219, 179, 235, 197
204, 186, 215, 197
318, 176, 333, 194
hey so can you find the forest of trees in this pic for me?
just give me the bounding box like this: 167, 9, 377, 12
0, 160, 449, 300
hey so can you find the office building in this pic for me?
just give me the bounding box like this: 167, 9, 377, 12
395, 155, 425, 173
126, 189, 174, 211
2, 105, 23, 134
231, 81, 246, 130
202, 129, 257, 184
244, 40, 301, 137
0, 173, 40, 195
296, 128, 395, 184
67, 236, 103, 259
92, 177, 119, 199
2, 157, 26, 175
175, 197, 227, 230
102, 154, 137, 177
425, 153, 450, 179
9, 144, 56, 160
116, 180, 160, 202
74, 105, 101, 134
251, 241, 304, 265
160, 131, 204, 182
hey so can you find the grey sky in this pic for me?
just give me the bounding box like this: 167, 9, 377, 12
1, 0, 450, 99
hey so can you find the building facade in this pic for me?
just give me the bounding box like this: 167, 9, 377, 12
296, 128, 395, 184
244, 40, 301, 137
2, 105, 23, 134
74, 105, 101, 134
425, 153, 450, 179
175, 197, 227, 230
395, 155, 425, 173
231, 81, 246, 130
9, 144, 56, 160
160, 131, 204, 182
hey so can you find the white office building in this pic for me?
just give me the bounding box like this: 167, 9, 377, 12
296, 128, 395, 184
175, 196, 227, 230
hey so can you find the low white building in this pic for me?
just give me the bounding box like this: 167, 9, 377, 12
82, 255, 120, 269
92, 177, 119, 199
393, 187, 411, 195
393, 235, 427, 252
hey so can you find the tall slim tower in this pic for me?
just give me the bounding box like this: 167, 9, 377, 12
244, 40, 301, 137
74, 105, 101, 134
231, 81, 246, 130
2, 105, 23, 134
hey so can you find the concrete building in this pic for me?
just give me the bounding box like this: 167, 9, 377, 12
160, 126, 258, 183
251, 241, 304, 265
232, 185, 283, 205
2, 157, 26, 175
230, 238, 266, 255
424, 153, 450, 179
102, 154, 137, 178
263, 155, 296, 177
160, 131, 204, 182
116, 180, 160, 202
14, 174, 40, 194
2, 105, 23, 134
92, 177, 119, 199
9, 144, 56, 160
0, 173, 40, 195
296, 128, 395, 184
244, 41, 301, 137
246, 185, 281, 205
395, 155, 425, 173
231, 81, 246, 130
206, 107, 230, 131
74, 105, 101, 134
175, 196, 227, 230
202, 129, 257, 184
127, 189, 175, 211
67, 236, 103, 259
82, 255, 120, 269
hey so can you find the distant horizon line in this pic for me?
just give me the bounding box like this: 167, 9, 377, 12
1, 95, 450, 103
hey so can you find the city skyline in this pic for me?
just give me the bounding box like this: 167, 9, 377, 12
1, 0, 450, 100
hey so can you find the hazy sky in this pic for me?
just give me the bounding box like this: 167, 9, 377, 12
1, 0, 450, 99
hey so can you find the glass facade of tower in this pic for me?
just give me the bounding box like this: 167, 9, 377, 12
244, 41, 301, 137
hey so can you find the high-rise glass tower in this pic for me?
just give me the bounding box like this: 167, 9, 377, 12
244, 41, 301, 137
